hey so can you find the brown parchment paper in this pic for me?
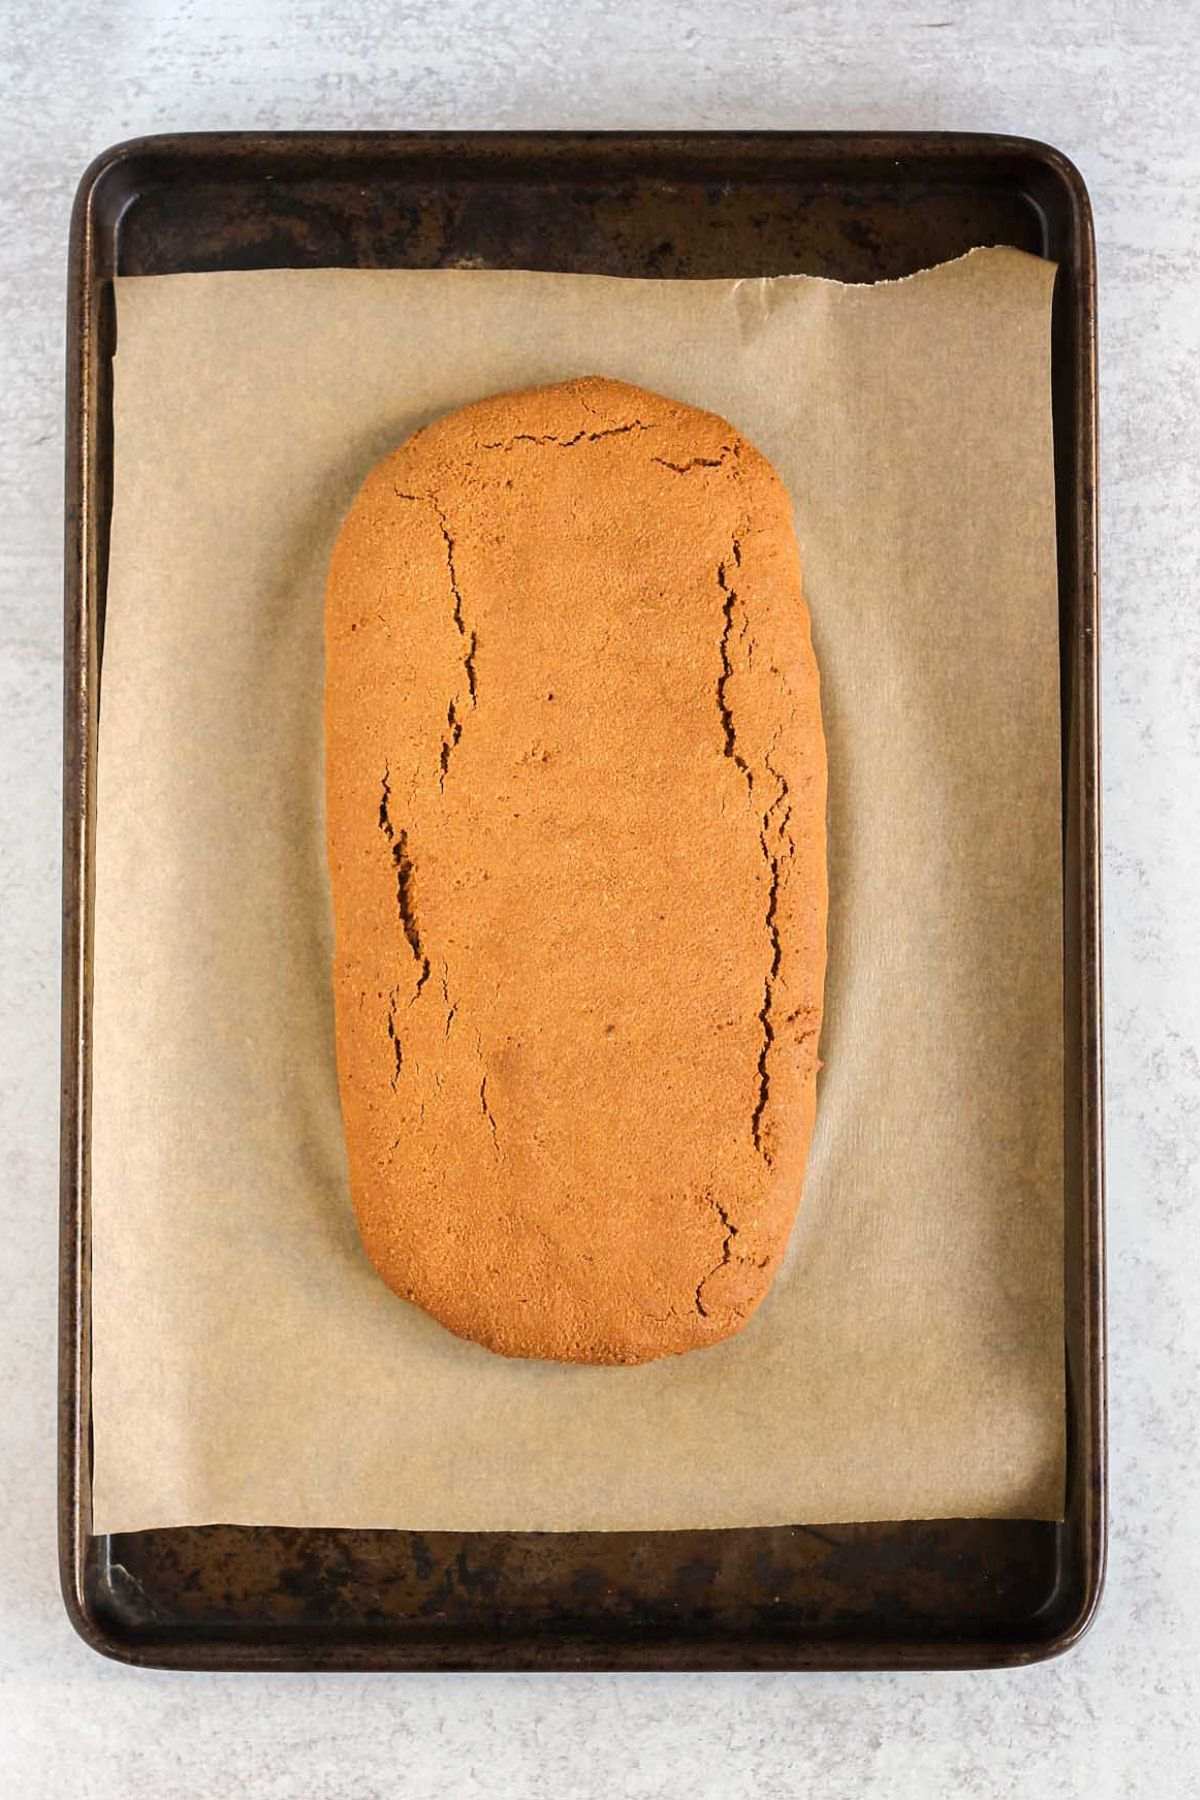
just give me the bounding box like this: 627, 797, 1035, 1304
91, 249, 1064, 1533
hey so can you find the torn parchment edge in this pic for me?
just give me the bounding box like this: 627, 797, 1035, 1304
112, 245, 1052, 301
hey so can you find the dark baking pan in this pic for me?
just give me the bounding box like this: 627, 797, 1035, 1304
61, 131, 1103, 1671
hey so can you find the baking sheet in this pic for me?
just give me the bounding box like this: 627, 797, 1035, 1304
90, 249, 1064, 1533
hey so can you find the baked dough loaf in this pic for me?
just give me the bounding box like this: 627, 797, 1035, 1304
324, 375, 826, 1364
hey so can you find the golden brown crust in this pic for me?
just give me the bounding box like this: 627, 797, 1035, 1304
324, 375, 827, 1363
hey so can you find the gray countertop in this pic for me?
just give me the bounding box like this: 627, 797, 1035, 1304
3, 1, 1197, 1794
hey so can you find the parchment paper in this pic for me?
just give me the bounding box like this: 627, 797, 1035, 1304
91, 250, 1064, 1532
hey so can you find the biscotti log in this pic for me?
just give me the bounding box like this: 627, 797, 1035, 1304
324, 375, 827, 1364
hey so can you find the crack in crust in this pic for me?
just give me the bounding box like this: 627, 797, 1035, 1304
714, 536, 794, 1167
695, 1196, 739, 1316
478, 420, 651, 451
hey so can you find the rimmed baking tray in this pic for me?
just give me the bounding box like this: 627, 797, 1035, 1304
60, 130, 1103, 1671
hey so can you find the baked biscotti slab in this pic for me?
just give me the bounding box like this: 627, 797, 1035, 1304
324, 376, 826, 1364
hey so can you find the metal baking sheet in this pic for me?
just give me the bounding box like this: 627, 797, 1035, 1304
59, 130, 1104, 1671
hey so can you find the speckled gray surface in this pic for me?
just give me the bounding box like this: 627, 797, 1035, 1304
2, 1, 1198, 1794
